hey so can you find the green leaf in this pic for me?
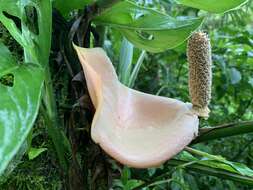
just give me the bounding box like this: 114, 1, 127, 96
171, 169, 190, 190
128, 50, 146, 88
0, 0, 52, 65
121, 166, 131, 185
176, 0, 249, 13
94, 1, 204, 52
118, 37, 134, 84
28, 147, 47, 160
0, 0, 52, 175
0, 0, 21, 18
169, 159, 253, 185
0, 9, 26, 49
0, 42, 44, 174
184, 148, 253, 177
230, 68, 241, 84
249, 78, 253, 87
125, 180, 143, 190
53, 0, 94, 17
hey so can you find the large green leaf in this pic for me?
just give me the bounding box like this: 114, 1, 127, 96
0, 0, 52, 175
94, 1, 204, 52
176, 0, 249, 13
169, 159, 253, 185
118, 37, 134, 84
0, 0, 52, 65
0, 0, 21, 18
180, 148, 253, 178
0, 42, 44, 174
168, 150, 253, 185
53, 0, 94, 17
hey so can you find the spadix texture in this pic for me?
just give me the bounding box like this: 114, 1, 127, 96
187, 32, 212, 118
74, 46, 199, 168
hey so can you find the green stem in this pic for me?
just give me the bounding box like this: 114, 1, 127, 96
41, 66, 71, 173
192, 121, 253, 144
168, 159, 253, 186
134, 154, 253, 189
184, 147, 224, 161
128, 50, 146, 88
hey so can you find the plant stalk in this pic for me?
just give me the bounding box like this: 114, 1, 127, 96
192, 121, 253, 144
41, 66, 70, 173
168, 159, 253, 185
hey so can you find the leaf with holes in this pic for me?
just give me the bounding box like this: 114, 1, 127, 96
0, 42, 44, 174
0, 0, 52, 66
176, 0, 248, 13
0, 0, 52, 175
0, 0, 21, 18
94, 1, 204, 53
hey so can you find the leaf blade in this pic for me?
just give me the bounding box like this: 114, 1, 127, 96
53, 0, 94, 17
94, 1, 204, 52
0, 60, 44, 174
176, 0, 249, 13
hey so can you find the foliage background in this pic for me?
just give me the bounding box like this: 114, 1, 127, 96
0, 0, 253, 189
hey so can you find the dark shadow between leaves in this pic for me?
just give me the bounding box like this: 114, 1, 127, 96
0, 73, 14, 87
136, 30, 154, 41
24, 6, 39, 35
2, 11, 21, 30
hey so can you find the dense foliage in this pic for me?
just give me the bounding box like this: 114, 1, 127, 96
0, 0, 253, 189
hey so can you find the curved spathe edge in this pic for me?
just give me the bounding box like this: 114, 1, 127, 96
74, 44, 199, 168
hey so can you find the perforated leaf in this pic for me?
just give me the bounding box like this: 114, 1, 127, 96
0, 0, 51, 175
0, 42, 44, 174
94, 1, 204, 52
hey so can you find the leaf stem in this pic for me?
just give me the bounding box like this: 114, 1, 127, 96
41, 66, 71, 173
168, 159, 253, 185
128, 50, 146, 88
192, 121, 253, 144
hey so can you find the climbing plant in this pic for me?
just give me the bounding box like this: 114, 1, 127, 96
0, 0, 252, 189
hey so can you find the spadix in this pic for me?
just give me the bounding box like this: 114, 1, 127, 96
74, 45, 199, 168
